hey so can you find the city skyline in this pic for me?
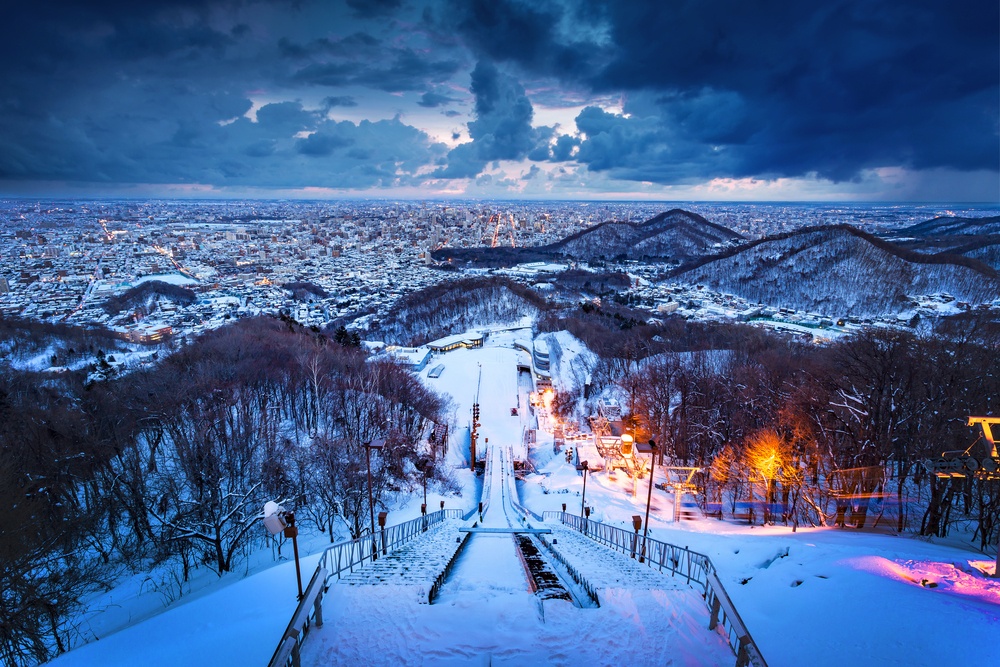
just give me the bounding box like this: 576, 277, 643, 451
1, 1, 997, 202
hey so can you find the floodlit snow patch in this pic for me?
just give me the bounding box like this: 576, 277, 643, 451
846, 556, 1000, 606
133, 273, 198, 286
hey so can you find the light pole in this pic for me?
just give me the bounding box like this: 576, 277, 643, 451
365, 439, 385, 561
417, 456, 432, 531
641, 440, 657, 563
577, 460, 590, 517
263, 501, 303, 600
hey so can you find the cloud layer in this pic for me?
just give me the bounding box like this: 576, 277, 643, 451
0, 0, 995, 198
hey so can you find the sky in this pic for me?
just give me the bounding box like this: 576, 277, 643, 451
0, 0, 997, 201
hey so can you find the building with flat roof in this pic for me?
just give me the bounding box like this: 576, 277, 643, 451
426, 331, 484, 353
383, 345, 431, 371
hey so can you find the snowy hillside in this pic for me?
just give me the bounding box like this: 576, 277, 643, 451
885, 215, 1000, 270
896, 215, 1000, 237
33, 330, 1000, 667
370, 277, 547, 345
432, 209, 743, 266
672, 225, 1000, 316
548, 209, 744, 262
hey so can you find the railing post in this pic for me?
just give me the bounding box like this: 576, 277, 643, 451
708, 593, 721, 631
736, 636, 751, 667
314, 589, 324, 628
291, 641, 302, 667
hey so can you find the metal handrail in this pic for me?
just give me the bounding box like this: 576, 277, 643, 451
318, 509, 464, 584
267, 566, 327, 667
553, 512, 768, 667
267, 509, 464, 667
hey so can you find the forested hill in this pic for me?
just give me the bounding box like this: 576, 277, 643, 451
668, 225, 1000, 316
885, 215, 1000, 271
102, 280, 196, 315
544, 209, 743, 261
0, 315, 451, 665
432, 209, 742, 266
895, 215, 1000, 238
369, 276, 549, 345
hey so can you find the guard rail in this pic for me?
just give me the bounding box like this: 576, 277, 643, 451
549, 511, 768, 667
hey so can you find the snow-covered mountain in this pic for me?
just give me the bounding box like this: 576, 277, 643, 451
670, 225, 1000, 316
895, 215, 1000, 237
432, 210, 743, 266
885, 215, 1000, 271
546, 209, 744, 262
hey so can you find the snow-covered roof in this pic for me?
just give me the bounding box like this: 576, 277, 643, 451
427, 331, 483, 350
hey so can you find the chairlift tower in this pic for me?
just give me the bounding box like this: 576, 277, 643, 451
923, 416, 1000, 577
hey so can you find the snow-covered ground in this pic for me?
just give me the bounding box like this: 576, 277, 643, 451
520, 459, 1000, 667
48, 554, 319, 667
302, 444, 732, 666
42, 329, 1000, 667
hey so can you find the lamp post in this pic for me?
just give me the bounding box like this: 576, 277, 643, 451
263, 501, 303, 600
641, 440, 657, 563
577, 459, 590, 518
417, 456, 431, 531
365, 439, 385, 561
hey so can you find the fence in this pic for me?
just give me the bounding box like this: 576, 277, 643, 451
268, 508, 465, 667
547, 511, 768, 667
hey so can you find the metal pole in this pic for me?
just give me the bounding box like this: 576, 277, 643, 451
291, 528, 303, 600
580, 467, 588, 516
366, 444, 377, 561
422, 470, 428, 532
641, 443, 657, 563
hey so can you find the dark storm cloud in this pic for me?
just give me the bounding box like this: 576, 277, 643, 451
321, 96, 359, 110
278, 33, 381, 60
571, 102, 724, 183
290, 48, 462, 92
447, 0, 999, 184
445, 0, 609, 80
296, 132, 354, 156
417, 92, 458, 108
0, 1, 455, 189
0, 0, 994, 193
436, 60, 552, 177
550, 134, 580, 162
346, 0, 403, 19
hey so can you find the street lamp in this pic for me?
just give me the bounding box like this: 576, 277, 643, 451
417, 456, 433, 531
365, 439, 385, 561
640, 439, 657, 563
263, 501, 303, 600
576, 460, 590, 518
